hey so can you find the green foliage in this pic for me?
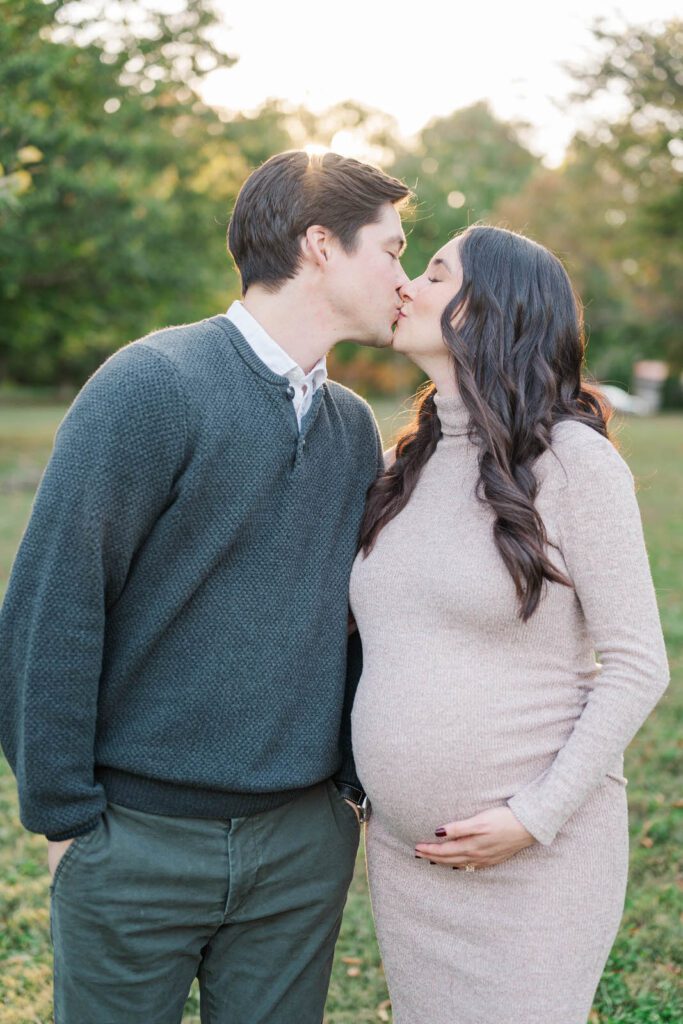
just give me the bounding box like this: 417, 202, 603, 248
392, 102, 537, 279
0, 7, 680, 394
0, 0, 277, 384
573, 18, 683, 369
496, 19, 683, 377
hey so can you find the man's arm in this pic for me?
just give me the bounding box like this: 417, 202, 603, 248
332, 408, 384, 806
332, 628, 364, 795
0, 342, 188, 840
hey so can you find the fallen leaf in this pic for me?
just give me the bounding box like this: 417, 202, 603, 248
377, 998, 392, 1022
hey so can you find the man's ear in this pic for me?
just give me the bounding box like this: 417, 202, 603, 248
302, 224, 333, 269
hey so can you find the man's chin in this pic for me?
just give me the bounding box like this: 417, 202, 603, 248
389, 325, 404, 350
348, 324, 397, 349
359, 333, 394, 350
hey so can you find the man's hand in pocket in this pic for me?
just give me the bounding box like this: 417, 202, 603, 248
47, 838, 75, 881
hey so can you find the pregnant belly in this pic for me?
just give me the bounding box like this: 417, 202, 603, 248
351, 670, 580, 848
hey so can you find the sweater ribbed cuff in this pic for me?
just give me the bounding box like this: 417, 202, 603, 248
45, 816, 103, 843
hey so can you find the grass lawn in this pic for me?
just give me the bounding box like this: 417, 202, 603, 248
0, 400, 681, 1023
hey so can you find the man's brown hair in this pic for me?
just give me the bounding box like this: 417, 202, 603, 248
228, 150, 411, 295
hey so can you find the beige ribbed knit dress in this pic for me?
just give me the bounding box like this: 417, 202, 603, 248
349, 393, 669, 1024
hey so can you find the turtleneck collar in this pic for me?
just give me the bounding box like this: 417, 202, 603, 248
434, 391, 471, 438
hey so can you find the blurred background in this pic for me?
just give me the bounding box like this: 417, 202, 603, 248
1, 0, 681, 403
0, 2, 681, 1022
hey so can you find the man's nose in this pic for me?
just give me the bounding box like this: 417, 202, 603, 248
396, 263, 410, 293
398, 277, 416, 303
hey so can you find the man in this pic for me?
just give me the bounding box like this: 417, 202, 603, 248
0, 150, 411, 1023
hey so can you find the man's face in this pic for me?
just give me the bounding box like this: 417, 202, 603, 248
325, 203, 409, 348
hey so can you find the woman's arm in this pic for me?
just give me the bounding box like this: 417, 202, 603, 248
417, 427, 669, 866
506, 429, 670, 845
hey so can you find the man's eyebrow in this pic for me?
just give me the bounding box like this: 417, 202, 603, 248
385, 235, 407, 255
431, 256, 452, 273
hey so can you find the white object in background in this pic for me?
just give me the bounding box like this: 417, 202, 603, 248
598, 384, 650, 416
632, 360, 668, 415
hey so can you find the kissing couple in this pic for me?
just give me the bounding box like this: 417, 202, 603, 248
0, 150, 668, 1024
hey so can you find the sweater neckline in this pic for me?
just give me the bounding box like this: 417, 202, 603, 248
211, 315, 297, 387
434, 391, 471, 438
210, 315, 330, 439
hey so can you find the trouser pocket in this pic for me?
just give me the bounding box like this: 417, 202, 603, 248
50, 819, 104, 893
50, 802, 228, 1024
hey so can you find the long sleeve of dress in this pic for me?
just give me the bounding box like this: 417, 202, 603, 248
507, 429, 670, 845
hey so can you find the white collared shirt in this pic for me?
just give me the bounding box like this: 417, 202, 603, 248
225, 301, 327, 429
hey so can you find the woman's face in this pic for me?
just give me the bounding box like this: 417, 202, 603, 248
392, 238, 464, 359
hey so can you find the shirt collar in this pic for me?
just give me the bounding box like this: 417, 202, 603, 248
226, 301, 327, 386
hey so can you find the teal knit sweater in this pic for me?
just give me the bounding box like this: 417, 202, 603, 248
0, 316, 381, 840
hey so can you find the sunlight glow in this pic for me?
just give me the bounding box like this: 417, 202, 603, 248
202, 0, 680, 167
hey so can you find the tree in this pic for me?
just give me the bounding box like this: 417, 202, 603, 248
495, 18, 683, 380
391, 102, 538, 280
0, 0, 269, 384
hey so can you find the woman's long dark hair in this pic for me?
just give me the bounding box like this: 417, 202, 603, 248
359, 225, 612, 621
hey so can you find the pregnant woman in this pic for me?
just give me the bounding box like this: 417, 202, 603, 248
349, 225, 669, 1023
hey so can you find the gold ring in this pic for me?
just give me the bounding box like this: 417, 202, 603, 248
465, 864, 476, 872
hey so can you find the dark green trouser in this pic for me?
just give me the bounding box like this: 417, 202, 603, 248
49, 779, 360, 1024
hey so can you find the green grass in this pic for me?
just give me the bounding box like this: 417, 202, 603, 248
0, 402, 681, 1023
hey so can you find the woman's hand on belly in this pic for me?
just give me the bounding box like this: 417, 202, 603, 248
414, 807, 535, 868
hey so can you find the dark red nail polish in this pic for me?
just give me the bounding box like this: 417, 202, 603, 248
429, 860, 436, 865
435, 828, 447, 837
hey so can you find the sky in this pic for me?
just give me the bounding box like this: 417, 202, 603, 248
201, 0, 680, 166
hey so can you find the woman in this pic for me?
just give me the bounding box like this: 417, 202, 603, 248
349, 225, 669, 1024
